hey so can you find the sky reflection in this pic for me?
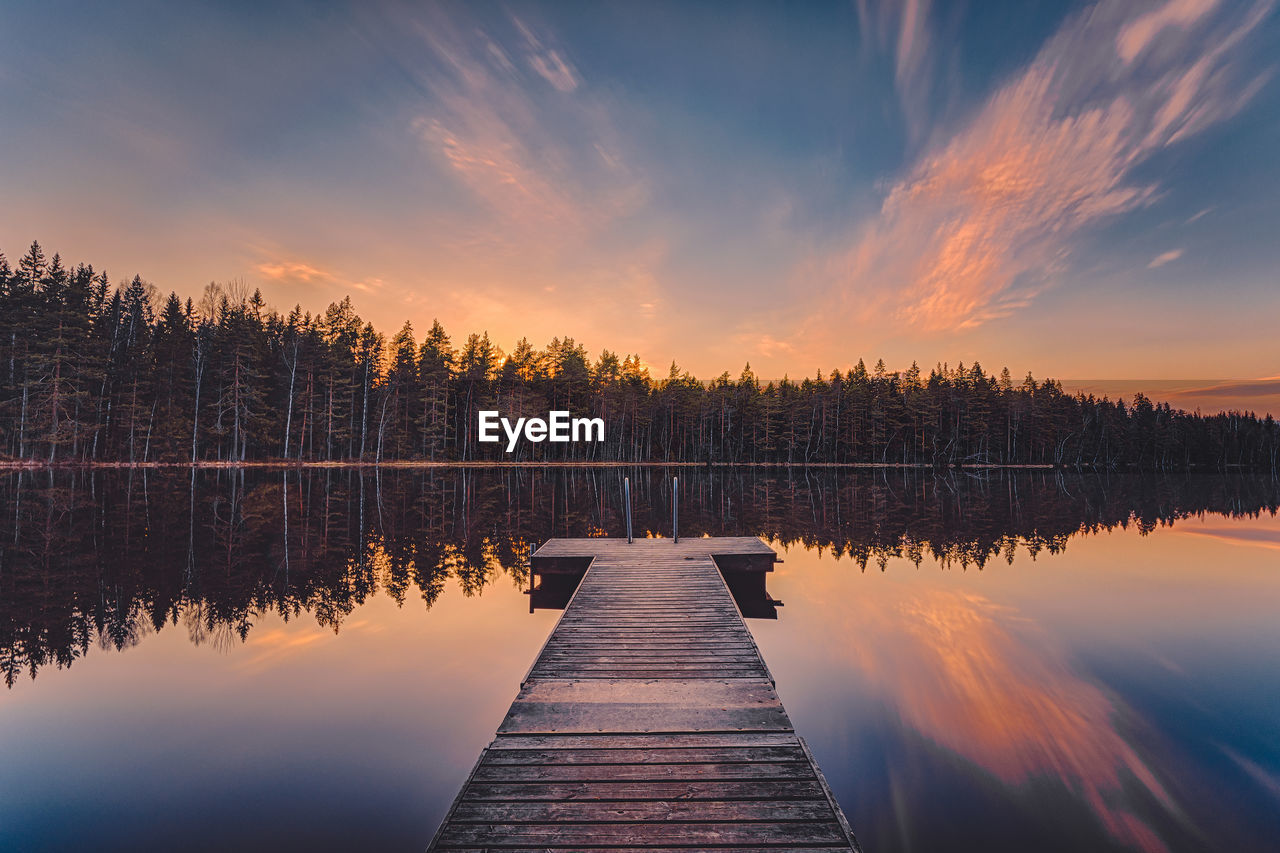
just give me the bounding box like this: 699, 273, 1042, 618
1, 580, 559, 852
2, 469, 1278, 851
849, 585, 1173, 851
753, 513, 1280, 853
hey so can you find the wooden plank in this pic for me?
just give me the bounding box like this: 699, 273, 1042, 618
434, 821, 849, 845
530, 668, 766, 676
553, 624, 743, 630
457, 779, 830, 802
488, 732, 801, 750
529, 670, 768, 677
499, 700, 790, 732
428, 537, 859, 852
537, 637, 757, 645
471, 763, 817, 782
556, 613, 738, 617
538, 646, 757, 651
531, 537, 775, 556
447, 799, 836, 822
498, 679, 789, 733
482, 746, 808, 765
437, 848, 845, 853
532, 653, 762, 660
533, 656, 760, 662
531, 666, 765, 674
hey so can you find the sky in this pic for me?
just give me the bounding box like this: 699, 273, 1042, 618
1, 0, 1278, 409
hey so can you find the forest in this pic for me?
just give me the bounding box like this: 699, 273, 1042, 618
2, 240, 1277, 470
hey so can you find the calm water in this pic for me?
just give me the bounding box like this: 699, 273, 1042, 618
2, 468, 1278, 852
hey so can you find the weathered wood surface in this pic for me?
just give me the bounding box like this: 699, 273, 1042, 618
429, 538, 860, 851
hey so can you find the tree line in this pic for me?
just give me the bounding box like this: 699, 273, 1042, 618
4, 466, 1276, 686
2, 240, 1277, 469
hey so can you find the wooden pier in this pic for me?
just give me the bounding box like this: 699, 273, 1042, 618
428, 537, 861, 851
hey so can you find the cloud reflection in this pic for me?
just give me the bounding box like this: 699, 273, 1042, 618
850, 586, 1177, 852
1178, 525, 1280, 551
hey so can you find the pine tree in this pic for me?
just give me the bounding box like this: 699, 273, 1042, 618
417, 320, 454, 461
380, 322, 419, 461
152, 292, 195, 459
456, 332, 496, 459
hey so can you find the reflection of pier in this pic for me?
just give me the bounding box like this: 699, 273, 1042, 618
429, 537, 858, 850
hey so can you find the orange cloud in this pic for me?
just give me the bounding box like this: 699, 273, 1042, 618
756, 334, 796, 358
1164, 376, 1280, 415
1178, 525, 1280, 551
255, 260, 328, 282
1117, 0, 1218, 64
512, 15, 581, 93
1148, 249, 1184, 269
1169, 375, 1280, 399
817, 0, 1272, 336
411, 11, 645, 260
416, 116, 585, 240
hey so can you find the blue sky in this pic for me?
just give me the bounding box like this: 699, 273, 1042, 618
1, 0, 1277, 397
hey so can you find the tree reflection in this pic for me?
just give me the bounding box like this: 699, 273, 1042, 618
1, 467, 1276, 686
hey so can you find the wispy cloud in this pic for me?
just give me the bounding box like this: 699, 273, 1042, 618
512, 15, 581, 92
1164, 376, 1280, 415
756, 334, 796, 359
1180, 525, 1280, 551
251, 253, 396, 305
256, 260, 327, 282
345, 5, 688, 360
1171, 375, 1280, 398
1061, 377, 1280, 416
1117, 0, 1218, 63
855, 0, 936, 141
1220, 743, 1280, 798
1148, 248, 1184, 268
821, 0, 1273, 335
409, 10, 645, 257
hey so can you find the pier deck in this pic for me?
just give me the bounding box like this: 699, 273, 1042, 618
428, 537, 860, 851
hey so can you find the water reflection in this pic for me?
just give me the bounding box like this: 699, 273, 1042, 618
850, 585, 1174, 851
1, 467, 1278, 853
750, 509, 1280, 853
3, 467, 1275, 687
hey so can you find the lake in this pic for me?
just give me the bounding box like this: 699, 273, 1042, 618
2, 467, 1278, 852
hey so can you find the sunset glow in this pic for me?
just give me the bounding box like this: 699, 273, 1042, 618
2, 1, 1277, 392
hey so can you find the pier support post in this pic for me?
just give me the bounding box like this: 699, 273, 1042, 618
673, 476, 679, 543
624, 477, 633, 543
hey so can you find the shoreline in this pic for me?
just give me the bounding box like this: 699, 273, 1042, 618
0, 459, 1268, 472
